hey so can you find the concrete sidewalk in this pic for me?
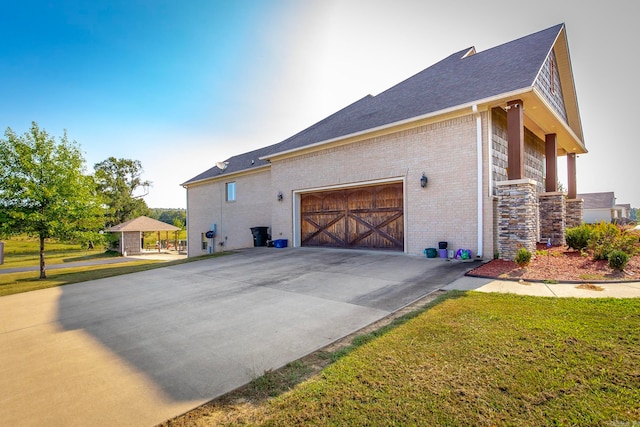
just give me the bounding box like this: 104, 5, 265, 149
446, 275, 640, 298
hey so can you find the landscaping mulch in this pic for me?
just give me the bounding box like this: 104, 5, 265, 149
468, 244, 640, 282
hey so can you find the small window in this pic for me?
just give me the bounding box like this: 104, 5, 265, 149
226, 182, 236, 202
201, 233, 207, 251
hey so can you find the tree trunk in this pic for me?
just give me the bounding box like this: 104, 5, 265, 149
39, 235, 47, 279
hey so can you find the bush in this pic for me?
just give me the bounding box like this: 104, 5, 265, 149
515, 248, 532, 267
588, 222, 621, 260
566, 224, 592, 251
587, 222, 640, 261
608, 250, 630, 271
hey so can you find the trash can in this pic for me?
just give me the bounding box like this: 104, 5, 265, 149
250, 227, 270, 247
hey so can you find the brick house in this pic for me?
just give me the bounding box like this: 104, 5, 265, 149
182, 24, 587, 260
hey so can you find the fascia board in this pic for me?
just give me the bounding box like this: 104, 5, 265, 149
260, 88, 534, 161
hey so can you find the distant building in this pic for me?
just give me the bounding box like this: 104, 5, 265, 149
577, 192, 630, 223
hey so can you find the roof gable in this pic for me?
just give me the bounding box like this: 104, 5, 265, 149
183, 24, 571, 186
107, 216, 180, 232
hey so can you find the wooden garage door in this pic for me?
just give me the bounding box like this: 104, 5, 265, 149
300, 183, 404, 250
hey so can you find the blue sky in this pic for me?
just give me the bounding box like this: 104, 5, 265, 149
2, 1, 638, 208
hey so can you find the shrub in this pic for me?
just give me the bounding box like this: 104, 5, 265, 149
588, 222, 621, 260
514, 248, 532, 267
565, 224, 592, 251
608, 250, 630, 271
587, 222, 640, 261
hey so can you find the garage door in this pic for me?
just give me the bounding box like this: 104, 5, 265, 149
300, 182, 404, 250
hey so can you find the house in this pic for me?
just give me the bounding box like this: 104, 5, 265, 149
578, 192, 630, 224
182, 24, 587, 260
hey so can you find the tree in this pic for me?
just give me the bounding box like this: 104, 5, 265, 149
93, 157, 151, 226
0, 122, 105, 279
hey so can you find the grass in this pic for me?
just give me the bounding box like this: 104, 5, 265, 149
0, 235, 231, 296
1, 236, 111, 268
167, 292, 640, 426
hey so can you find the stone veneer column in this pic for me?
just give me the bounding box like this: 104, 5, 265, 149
497, 179, 539, 260
539, 192, 566, 246
565, 198, 584, 229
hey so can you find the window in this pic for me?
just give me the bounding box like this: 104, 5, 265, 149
226, 182, 236, 202
201, 233, 207, 251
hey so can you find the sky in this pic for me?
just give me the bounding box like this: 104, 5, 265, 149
1, 0, 638, 209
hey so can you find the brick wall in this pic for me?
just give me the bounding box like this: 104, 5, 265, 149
186, 169, 272, 256
187, 112, 497, 258
270, 113, 491, 256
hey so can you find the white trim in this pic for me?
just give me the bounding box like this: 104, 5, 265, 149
292, 177, 406, 251
181, 164, 270, 188
473, 104, 483, 258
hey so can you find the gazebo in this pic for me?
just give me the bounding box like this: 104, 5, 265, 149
107, 216, 181, 255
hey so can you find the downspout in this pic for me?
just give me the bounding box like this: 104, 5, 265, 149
473, 105, 483, 258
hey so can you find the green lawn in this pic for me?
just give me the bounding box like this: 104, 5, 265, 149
211, 292, 640, 426
0, 235, 111, 268
0, 235, 225, 296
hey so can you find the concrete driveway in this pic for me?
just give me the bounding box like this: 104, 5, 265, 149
0, 247, 477, 426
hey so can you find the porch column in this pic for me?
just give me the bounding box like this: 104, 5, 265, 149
566, 198, 584, 228
507, 100, 524, 179
539, 193, 565, 246
497, 179, 538, 260
567, 153, 577, 199
545, 134, 558, 192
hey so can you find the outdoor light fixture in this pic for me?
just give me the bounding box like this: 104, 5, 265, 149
277, 191, 283, 202
420, 173, 428, 188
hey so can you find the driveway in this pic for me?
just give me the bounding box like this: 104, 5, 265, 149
0, 247, 477, 426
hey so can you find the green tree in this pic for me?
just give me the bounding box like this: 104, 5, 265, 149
0, 122, 104, 279
93, 157, 151, 226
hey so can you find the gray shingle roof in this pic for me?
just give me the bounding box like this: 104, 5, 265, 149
107, 216, 180, 232
577, 192, 616, 209
183, 24, 563, 185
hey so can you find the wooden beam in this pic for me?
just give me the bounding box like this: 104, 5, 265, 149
567, 153, 577, 199
545, 133, 558, 192
507, 100, 524, 179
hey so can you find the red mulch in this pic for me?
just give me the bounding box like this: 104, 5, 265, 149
467, 243, 640, 282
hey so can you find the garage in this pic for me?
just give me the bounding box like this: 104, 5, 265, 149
300, 182, 404, 251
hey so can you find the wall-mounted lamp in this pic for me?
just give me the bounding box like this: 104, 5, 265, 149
277, 191, 283, 202
420, 173, 428, 188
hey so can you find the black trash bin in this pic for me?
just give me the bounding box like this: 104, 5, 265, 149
250, 227, 270, 247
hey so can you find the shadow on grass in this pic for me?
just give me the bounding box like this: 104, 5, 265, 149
62, 250, 121, 263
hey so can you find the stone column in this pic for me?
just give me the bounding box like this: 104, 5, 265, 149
497, 179, 539, 260
565, 198, 584, 229
539, 192, 565, 246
